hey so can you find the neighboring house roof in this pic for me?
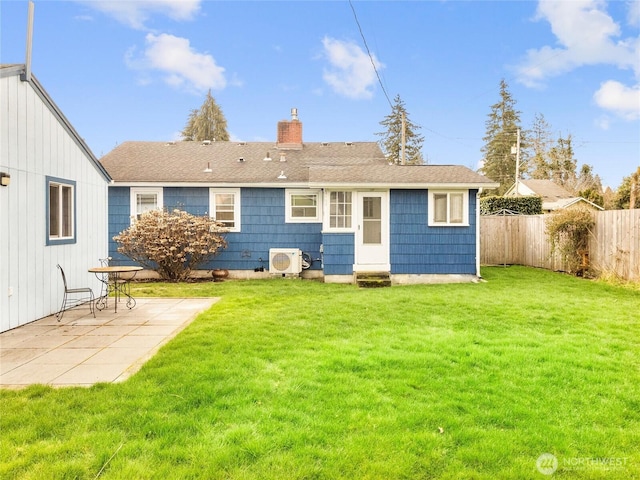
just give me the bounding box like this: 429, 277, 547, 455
505, 179, 603, 211
0, 64, 111, 182
100, 141, 498, 189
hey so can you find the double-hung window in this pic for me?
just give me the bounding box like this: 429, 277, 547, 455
47, 176, 76, 245
210, 188, 241, 232
428, 190, 469, 226
286, 189, 321, 223
130, 188, 163, 223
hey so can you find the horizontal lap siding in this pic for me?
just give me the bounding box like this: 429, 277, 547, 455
390, 189, 477, 274
322, 233, 355, 275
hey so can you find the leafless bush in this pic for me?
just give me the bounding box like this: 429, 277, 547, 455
114, 209, 227, 282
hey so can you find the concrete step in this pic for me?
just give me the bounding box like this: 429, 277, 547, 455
355, 272, 391, 288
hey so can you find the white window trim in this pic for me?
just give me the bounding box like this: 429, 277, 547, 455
130, 187, 163, 224
428, 190, 469, 227
286, 189, 322, 223
323, 190, 355, 232
209, 188, 241, 232
47, 177, 76, 245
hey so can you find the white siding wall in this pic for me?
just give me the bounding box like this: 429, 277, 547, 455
0, 74, 108, 332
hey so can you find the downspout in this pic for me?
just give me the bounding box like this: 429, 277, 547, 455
476, 189, 482, 278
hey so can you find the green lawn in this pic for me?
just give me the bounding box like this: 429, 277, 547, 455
1, 267, 639, 479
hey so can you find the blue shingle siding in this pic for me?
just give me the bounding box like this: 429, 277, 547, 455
108, 187, 133, 265
108, 186, 323, 271
322, 233, 354, 275
164, 187, 209, 215
202, 188, 322, 271
390, 189, 477, 275
108, 186, 480, 276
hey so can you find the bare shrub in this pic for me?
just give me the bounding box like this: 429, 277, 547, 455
114, 209, 227, 282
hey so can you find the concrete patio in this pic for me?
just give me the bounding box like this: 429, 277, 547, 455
0, 297, 218, 389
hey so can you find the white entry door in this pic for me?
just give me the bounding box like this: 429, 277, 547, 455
355, 192, 389, 271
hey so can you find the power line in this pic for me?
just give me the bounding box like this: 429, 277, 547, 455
348, 0, 392, 109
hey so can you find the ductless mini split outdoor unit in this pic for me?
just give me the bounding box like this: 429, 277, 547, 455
269, 248, 303, 275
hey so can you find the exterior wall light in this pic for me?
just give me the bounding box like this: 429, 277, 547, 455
0, 172, 10, 187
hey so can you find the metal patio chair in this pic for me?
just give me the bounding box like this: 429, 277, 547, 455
56, 264, 95, 321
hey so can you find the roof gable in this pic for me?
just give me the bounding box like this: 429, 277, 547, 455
519, 179, 573, 202
1, 64, 111, 182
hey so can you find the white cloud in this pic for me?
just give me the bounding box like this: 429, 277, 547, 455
321, 37, 384, 100
629, 0, 640, 27
78, 0, 201, 30
126, 33, 226, 93
593, 80, 640, 120
514, 0, 640, 120
594, 115, 611, 130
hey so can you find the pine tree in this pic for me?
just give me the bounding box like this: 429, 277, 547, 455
615, 166, 640, 209
480, 79, 526, 195
547, 134, 577, 189
529, 113, 553, 179
181, 90, 229, 142
376, 94, 424, 165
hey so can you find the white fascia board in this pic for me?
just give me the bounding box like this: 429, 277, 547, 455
111, 181, 500, 190
110, 181, 311, 188
308, 182, 500, 190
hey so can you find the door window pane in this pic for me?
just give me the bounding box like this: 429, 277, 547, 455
363, 196, 381, 244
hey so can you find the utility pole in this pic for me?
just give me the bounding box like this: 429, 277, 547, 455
514, 128, 521, 196
401, 112, 406, 166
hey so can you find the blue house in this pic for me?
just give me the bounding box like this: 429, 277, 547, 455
100, 111, 498, 284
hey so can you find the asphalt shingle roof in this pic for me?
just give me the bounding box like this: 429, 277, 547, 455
100, 141, 498, 188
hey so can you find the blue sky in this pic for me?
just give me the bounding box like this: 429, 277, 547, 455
1, 0, 639, 189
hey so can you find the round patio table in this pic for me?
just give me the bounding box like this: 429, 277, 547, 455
88, 266, 143, 313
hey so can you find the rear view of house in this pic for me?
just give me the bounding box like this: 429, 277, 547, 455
101, 110, 497, 284
0, 64, 111, 332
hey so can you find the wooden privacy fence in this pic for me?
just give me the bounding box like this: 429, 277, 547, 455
480, 209, 640, 281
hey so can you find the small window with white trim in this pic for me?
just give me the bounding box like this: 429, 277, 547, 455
130, 188, 163, 223
210, 188, 241, 232
47, 176, 76, 245
286, 189, 321, 223
428, 190, 469, 226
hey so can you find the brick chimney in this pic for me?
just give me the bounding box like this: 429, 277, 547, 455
277, 108, 303, 149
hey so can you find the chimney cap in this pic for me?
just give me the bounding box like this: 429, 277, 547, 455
291, 107, 298, 121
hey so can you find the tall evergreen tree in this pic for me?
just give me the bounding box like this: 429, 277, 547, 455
376, 94, 424, 165
615, 166, 640, 209
547, 134, 577, 188
181, 90, 229, 142
480, 79, 526, 195
529, 113, 553, 179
